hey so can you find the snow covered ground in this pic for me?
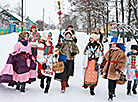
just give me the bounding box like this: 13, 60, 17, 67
0, 30, 137, 102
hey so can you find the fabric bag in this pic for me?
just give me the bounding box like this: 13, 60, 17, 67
58, 55, 67, 63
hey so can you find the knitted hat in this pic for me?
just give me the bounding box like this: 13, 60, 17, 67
89, 34, 99, 41
131, 45, 138, 51
110, 37, 118, 44
30, 25, 36, 32
41, 32, 52, 41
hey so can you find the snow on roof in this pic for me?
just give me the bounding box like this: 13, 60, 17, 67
9, 11, 27, 23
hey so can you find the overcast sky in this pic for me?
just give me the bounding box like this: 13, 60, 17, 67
0, 0, 70, 25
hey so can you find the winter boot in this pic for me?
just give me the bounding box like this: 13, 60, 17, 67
40, 79, 44, 89
132, 89, 137, 94
108, 93, 113, 102
82, 84, 88, 89
127, 89, 131, 95
16, 82, 20, 91
44, 81, 50, 93
66, 78, 69, 87
90, 86, 95, 95
61, 81, 66, 93
20, 83, 26, 93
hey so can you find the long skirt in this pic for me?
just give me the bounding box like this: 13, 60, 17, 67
83, 59, 99, 87
54, 60, 74, 81
0, 54, 37, 85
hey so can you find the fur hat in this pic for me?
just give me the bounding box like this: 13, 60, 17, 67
131, 45, 138, 51
67, 25, 73, 28
64, 30, 72, 36
89, 34, 99, 41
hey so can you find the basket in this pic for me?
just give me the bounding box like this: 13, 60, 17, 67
52, 61, 64, 73
117, 72, 127, 85
117, 80, 126, 85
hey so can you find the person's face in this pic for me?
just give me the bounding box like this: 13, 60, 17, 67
25, 34, 29, 40
68, 27, 73, 31
111, 43, 117, 48
47, 34, 52, 40
65, 33, 71, 39
32, 28, 36, 32
90, 37, 95, 43
96, 29, 99, 33
132, 49, 137, 53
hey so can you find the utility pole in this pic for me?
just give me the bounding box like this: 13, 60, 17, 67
49, 17, 50, 29
21, 0, 23, 33
106, 2, 109, 38
43, 8, 45, 31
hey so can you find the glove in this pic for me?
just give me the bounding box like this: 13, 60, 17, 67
55, 54, 58, 58
42, 63, 47, 70
73, 38, 77, 43
71, 52, 77, 56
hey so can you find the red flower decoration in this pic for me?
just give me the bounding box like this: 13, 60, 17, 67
58, 10, 62, 15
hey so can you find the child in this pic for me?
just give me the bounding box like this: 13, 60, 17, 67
29, 25, 41, 58
37, 32, 54, 93
125, 45, 138, 95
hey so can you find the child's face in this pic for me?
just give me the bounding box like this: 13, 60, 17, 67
47, 34, 52, 40
132, 49, 137, 53
65, 33, 71, 39
32, 28, 36, 32
68, 27, 73, 31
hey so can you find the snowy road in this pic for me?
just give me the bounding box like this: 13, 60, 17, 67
0, 30, 137, 102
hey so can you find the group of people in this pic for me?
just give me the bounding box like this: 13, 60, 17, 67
0, 25, 79, 94
0, 25, 138, 102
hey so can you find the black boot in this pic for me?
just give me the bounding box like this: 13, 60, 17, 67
44, 85, 49, 93
127, 89, 131, 95
90, 86, 95, 95
40, 79, 44, 89
44, 77, 51, 93
20, 83, 26, 93
132, 89, 137, 94
108, 93, 113, 102
16, 82, 20, 90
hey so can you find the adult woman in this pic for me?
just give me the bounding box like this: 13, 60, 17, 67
82, 34, 103, 95
0, 32, 37, 93
55, 30, 79, 93
100, 37, 127, 101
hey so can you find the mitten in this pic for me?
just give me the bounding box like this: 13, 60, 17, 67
71, 52, 77, 56
42, 63, 47, 70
